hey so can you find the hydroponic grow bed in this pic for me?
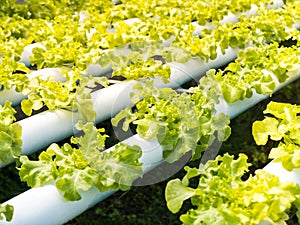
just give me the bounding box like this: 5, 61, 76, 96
1, 0, 300, 224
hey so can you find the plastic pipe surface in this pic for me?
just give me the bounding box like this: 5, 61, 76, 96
263, 162, 300, 185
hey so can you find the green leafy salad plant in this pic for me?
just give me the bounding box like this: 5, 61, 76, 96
165, 153, 300, 225
253, 101, 300, 171
19, 120, 143, 201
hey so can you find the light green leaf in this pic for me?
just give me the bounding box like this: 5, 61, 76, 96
165, 179, 196, 213
0, 102, 22, 163
94, 143, 142, 192
180, 207, 240, 225
56, 167, 99, 201
221, 82, 246, 103
19, 153, 57, 187
252, 117, 281, 145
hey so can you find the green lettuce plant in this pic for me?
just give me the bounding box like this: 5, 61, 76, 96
253, 101, 300, 171
165, 153, 300, 225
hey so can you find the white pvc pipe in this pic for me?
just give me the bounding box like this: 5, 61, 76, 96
84, 63, 112, 77
263, 162, 300, 185
26, 68, 66, 81
18, 18, 142, 67
3, 45, 237, 106
18, 42, 114, 77
0, 88, 24, 106
17, 109, 81, 156
1, 185, 114, 225
0, 81, 137, 168
187, 0, 284, 36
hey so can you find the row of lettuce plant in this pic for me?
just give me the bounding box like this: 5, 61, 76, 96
0, 0, 297, 107
200, 37, 300, 103
253, 102, 300, 172
1, 0, 278, 74
22, 0, 300, 110
9, 24, 300, 223
1, 0, 297, 104
1, 0, 300, 222
0, 0, 297, 171
0, 103, 18, 222
0, 0, 297, 166
3, 21, 299, 170
110, 34, 300, 223
1, 0, 298, 117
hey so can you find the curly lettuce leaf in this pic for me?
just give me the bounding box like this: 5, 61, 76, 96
19, 121, 142, 201
253, 101, 300, 171
0, 102, 22, 163
112, 80, 230, 163
166, 153, 300, 225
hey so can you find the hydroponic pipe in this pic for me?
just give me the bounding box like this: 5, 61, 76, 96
19, 43, 46, 67
154, 47, 238, 88
0, 61, 115, 106
19, 42, 113, 77
0, 88, 24, 106
2, 44, 237, 107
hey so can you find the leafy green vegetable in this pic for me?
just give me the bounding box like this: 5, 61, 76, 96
112, 55, 171, 83
0, 57, 30, 92
72, 76, 109, 123
199, 41, 300, 103
112, 79, 231, 163
175, 3, 300, 61
1, 0, 299, 123
253, 101, 300, 171
166, 153, 300, 225
19, 121, 142, 201
20, 70, 79, 116
0, 102, 22, 163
